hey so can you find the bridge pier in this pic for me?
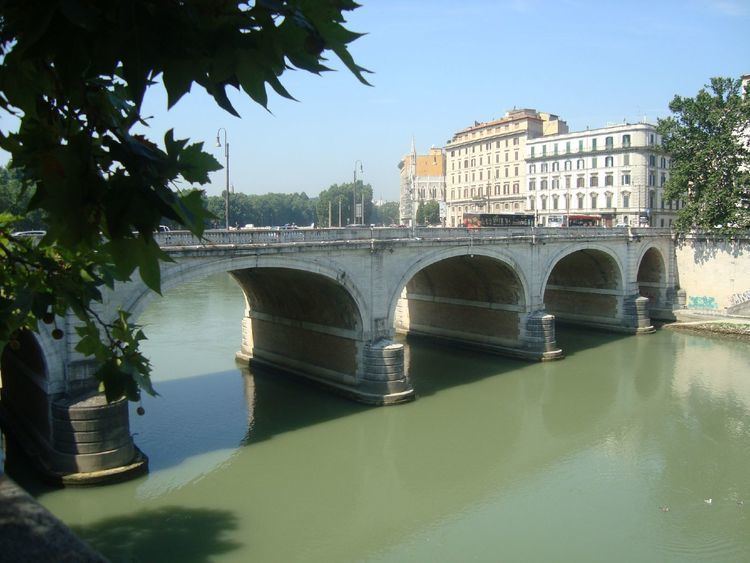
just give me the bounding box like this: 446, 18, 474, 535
519, 311, 564, 360
236, 316, 414, 405
0, 331, 147, 485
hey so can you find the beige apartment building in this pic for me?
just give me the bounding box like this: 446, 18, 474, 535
526, 122, 679, 228
444, 108, 568, 227
398, 143, 446, 226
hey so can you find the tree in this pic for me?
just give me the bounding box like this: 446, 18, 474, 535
371, 201, 399, 226
657, 77, 750, 233
422, 200, 440, 225
0, 1, 369, 402
315, 182, 372, 227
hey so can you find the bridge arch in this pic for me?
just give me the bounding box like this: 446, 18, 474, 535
124, 255, 369, 332
1, 330, 51, 438
636, 246, 667, 310
542, 244, 625, 327
388, 247, 530, 354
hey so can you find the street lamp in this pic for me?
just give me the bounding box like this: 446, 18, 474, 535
353, 160, 363, 225
216, 128, 230, 230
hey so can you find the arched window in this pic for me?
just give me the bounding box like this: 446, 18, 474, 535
622, 134, 631, 147
605, 136, 613, 149
605, 156, 613, 167
552, 162, 559, 172
564, 160, 572, 171
541, 163, 548, 173
552, 195, 559, 210
541, 179, 548, 190
576, 159, 585, 169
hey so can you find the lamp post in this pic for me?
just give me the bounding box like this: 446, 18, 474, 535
353, 160, 363, 224
216, 128, 230, 230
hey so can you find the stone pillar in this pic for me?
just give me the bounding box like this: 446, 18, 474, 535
358, 340, 415, 405
622, 294, 655, 334
519, 310, 563, 361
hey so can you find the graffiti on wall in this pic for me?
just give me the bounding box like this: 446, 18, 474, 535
729, 290, 750, 307
688, 296, 717, 309
728, 290, 750, 315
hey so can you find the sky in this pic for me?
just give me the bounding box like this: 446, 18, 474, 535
1, 0, 749, 202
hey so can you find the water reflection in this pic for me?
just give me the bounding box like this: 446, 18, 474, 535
4, 273, 748, 563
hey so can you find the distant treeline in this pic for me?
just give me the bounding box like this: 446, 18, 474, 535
0, 165, 400, 231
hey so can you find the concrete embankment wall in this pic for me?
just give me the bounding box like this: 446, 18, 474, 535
675, 235, 750, 316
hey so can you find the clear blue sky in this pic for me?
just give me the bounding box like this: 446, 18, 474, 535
1, 0, 749, 201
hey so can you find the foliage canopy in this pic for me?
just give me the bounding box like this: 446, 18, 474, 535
658, 77, 750, 233
0, 0, 369, 402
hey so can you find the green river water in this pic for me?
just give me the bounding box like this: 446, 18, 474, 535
4, 272, 750, 562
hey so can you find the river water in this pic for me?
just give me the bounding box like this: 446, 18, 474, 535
5, 273, 750, 562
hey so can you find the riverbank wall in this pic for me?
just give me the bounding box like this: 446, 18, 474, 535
675, 234, 750, 317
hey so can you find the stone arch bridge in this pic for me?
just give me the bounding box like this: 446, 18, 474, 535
1, 227, 678, 481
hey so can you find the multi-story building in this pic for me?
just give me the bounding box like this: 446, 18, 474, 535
444, 108, 568, 227
398, 143, 446, 226
525, 122, 679, 228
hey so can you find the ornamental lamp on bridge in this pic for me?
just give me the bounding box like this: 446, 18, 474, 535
216, 128, 230, 230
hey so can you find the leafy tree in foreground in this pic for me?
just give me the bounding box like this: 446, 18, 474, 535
658, 77, 750, 234
0, 0, 369, 402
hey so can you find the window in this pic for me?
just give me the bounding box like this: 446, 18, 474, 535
621, 173, 631, 185
661, 157, 667, 168
494, 184, 500, 195
529, 164, 536, 174
605, 156, 613, 167
623, 154, 630, 166
592, 139, 597, 151
504, 203, 510, 210
529, 179, 536, 191
605, 136, 613, 149
541, 196, 547, 210
505, 167, 509, 177
471, 188, 475, 197
451, 150, 455, 157
529, 198, 535, 210
565, 176, 571, 189
577, 194, 585, 209
591, 157, 598, 168
577, 159, 585, 170
564, 160, 572, 171
514, 151, 519, 160
648, 173, 655, 186
553, 195, 559, 210
622, 193, 630, 207
541, 163, 548, 173
649, 155, 656, 166
650, 134, 655, 145
495, 169, 499, 179
541, 179, 548, 190
566, 141, 571, 153
464, 159, 468, 168
505, 152, 509, 162
590, 193, 598, 209
530, 147, 535, 157
514, 202, 520, 210
622, 134, 631, 147
552, 162, 559, 172
479, 170, 483, 180
649, 191, 655, 208
542, 145, 547, 156
463, 188, 468, 198
513, 182, 519, 194
552, 178, 559, 190
479, 157, 483, 165
503, 183, 510, 195
578, 140, 584, 152
661, 173, 666, 186
605, 174, 613, 186
576, 176, 585, 188
514, 166, 518, 176
605, 193, 613, 208
590, 175, 599, 187
554, 143, 559, 155
513, 137, 519, 145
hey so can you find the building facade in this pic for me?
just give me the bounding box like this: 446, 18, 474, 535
444, 108, 568, 227
526, 122, 679, 227
398, 144, 446, 226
